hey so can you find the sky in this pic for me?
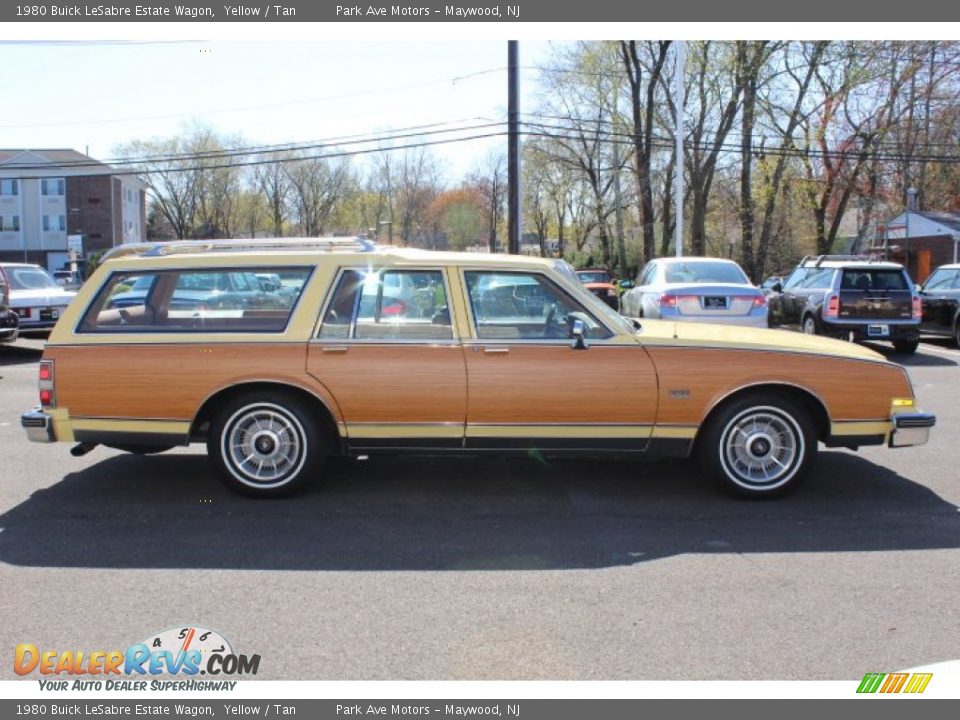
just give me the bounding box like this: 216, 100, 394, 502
2, 40, 558, 182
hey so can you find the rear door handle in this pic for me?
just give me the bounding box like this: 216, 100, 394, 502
320, 346, 349, 353
483, 347, 510, 354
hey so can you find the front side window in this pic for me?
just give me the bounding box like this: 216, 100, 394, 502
795, 267, 835, 290
318, 268, 453, 341
465, 270, 612, 341
78, 267, 312, 333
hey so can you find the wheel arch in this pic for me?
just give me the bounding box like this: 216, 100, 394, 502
695, 382, 831, 447
191, 381, 343, 451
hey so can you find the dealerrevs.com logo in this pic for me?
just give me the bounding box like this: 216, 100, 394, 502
15, 626, 260, 691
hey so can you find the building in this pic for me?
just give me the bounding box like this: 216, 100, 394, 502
880, 210, 960, 283
0, 149, 146, 272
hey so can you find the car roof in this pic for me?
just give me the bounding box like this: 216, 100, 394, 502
0, 262, 46, 269
931, 263, 960, 270
800, 261, 905, 269
100, 241, 558, 272
656, 256, 740, 265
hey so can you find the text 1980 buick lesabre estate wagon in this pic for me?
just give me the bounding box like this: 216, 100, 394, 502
22, 238, 935, 498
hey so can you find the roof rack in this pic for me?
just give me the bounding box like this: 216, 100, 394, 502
798, 254, 874, 267
102, 236, 376, 262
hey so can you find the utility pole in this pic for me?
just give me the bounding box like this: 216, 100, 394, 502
674, 40, 686, 257
508, 40, 521, 255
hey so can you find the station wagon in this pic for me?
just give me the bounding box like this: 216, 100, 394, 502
22, 238, 935, 498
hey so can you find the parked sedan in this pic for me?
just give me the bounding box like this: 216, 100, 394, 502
917, 263, 960, 347
0, 263, 76, 333
620, 257, 768, 327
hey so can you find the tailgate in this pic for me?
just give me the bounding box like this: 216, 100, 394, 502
837, 269, 913, 321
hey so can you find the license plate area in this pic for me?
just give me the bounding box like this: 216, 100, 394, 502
702, 296, 728, 310
39, 308, 59, 322
867, 324, 889, 337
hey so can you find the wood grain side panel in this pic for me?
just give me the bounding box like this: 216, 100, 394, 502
646, 347, 911, 425
465, 345, 658, 424
46, 343, 341, 422
307, 343, 467, 424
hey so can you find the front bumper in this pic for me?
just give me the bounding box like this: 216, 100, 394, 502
889, 412, 936, 448
21, 408, 54, 443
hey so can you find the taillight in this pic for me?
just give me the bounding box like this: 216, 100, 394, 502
823, 294, 840, 319
19, 307, 31, 318
912, 295, 922, 320
38, 359, 55, 408
735, 295, 767, 308
659, 294, 677, 308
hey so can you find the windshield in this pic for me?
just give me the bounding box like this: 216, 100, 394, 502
664, 261, 749, 285
577, 271, 611, 284
5, 266, 60, 290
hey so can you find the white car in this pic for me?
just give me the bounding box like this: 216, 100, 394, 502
0, 263, 77, 333
620, 257, 768, 328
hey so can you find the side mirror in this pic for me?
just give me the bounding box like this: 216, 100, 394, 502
570, 319, 589, 350
771, 282, 783, 293
619, 280, 634, 290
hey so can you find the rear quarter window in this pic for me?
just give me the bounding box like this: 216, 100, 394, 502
78, 266, 313, 333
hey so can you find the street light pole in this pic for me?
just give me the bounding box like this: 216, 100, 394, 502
674, 40, 686, 258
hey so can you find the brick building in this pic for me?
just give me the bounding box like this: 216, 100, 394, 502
0, 149, 146, 272
880, 210, 960, 283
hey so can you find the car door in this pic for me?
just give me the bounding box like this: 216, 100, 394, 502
918, 268, 960, 336
459, 268, 659, 451
307, 267, 466, 449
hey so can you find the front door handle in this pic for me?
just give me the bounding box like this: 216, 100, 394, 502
483, 347, 510, 355
320, 346, 349, 354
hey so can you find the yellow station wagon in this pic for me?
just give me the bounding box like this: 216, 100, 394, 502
21, 237, 935, 498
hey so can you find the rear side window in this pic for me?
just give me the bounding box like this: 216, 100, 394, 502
840, 269, 909, 292
318, 268, 453, 341
78, 267, 312, 333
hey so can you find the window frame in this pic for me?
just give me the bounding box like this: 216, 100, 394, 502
76, 265, 315, 335
315, 266, 459, 344
460, 268, 616, 344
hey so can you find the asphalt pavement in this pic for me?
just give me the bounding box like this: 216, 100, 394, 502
1, 336, 958, 680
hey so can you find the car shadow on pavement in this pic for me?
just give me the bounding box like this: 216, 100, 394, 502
1, 450, 957, 571
0, 344, 42, 367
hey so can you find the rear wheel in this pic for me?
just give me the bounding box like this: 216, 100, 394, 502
801, 315, 818, 335
698, 392, 816, 498
207, 391, 328, 497
892, 338, 919, 354
954, 321, 960, 349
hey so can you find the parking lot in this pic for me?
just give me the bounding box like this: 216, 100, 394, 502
1, 335, 958, 681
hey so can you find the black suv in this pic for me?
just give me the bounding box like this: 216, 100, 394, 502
918, 263, 960, 347
767, 256, 921, 353
0, 270, 19, 344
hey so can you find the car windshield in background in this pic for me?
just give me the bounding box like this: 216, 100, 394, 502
840, 269, 910, 291
577, 272, 611, 284
664, 262, 749, 284
5, 267, 60, 290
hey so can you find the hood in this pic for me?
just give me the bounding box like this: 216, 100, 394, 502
636, 318, 886, 363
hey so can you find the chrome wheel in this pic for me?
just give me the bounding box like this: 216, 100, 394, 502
221, 402, 307, 489
718, 406, 804, 491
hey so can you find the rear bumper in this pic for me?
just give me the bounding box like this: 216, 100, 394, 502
823, 321, 920, 342
889, 412, 936, 448
21, 408, 55, 443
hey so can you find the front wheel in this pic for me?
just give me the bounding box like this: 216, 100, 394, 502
698, 392, 816, 498
207, 392, 328, 497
